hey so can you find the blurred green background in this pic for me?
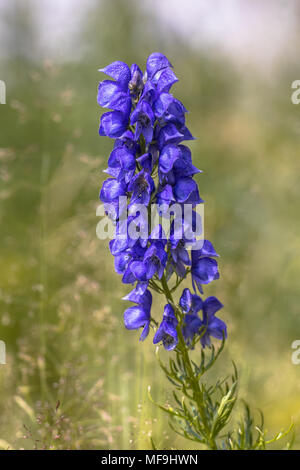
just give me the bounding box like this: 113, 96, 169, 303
0, 0, 300, 449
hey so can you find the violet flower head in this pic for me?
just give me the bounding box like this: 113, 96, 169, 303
98, 52, 226, 349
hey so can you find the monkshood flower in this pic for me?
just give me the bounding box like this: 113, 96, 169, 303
114, 130, 139, 153
124, 289, 152, 341
142, 53, 177, 101
159, 144, 201, 185
180, 288, 203, 346
156, 179, 203, 207
100, 178, 127, 204
191, 240, 220, 293
99, 178, 127, 221
98, 61, 132, 138
153, 304, 178, 350
154, 93, 187, 127
169, 238, 191, 278
155, 122, 194, 150
130, 237, 167, 281
179, 288, 203, 314
182, 314, 203, 347
180, 288, 226, 348
200, 296, 227, 348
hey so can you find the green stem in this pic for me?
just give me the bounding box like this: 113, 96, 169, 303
160, 274, 217, 450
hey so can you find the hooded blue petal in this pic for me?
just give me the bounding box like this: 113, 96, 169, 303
99, 111, 129, 138
99, 61, 131, 86
146, 53, 172, 79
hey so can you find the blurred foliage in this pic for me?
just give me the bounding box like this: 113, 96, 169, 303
0, 0, 299, 449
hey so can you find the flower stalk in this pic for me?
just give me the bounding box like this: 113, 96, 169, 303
97, 53, 293, 450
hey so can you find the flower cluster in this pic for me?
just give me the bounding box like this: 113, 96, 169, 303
98, 53, 226, 350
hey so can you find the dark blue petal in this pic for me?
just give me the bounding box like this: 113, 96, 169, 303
99, 61, 131, 86
122, 282, 149, 302
156, 184, 174, 206
179, 288, 202, 314
114, 253, 131, 274
146, 52, 172, 79
180, 288, 192, 313
122, 264, 136, 284
139, 322, 150, 341
180, 126, 195, 141
138, 289, 152, 311
99, 111, 129, 138
173, 145, 201, 177
163, 304, 177, 322
199, 240, 219, 257
182, 314, 202, 346
192, 257, 219, 285
207, 317, 227, 340
173, 178, 198, 203
98, 80, 131, 114
142, 124, 154, 145
178, 247, 191, 266
157, 123, 184, 148
109, 238, 130, 255
107, 147, 136, 182
154, 93, 175, 117
159, 144, 181, 173
137, 153, 153, 172
124, 306, 150, 330
130, 260, 148, 281
203, 296, 223, 319
156, 68, 178, 94
153, 325, 165, 344
100, 178, 126, 203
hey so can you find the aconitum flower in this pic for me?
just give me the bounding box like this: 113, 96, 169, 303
182, 314, 203, 347
154, 93, 187, 127
124, 290, 152, 341
200, 296, 227, 348
179, 288, 203, 315
105, 146, 136, 183
98, 61, 131, 138
191, 240, 220, 293
130, 239, 167, 281
153, 304, 178, 350
99, 178, 127, 204
98, 52, 226, 350
179, 288, 226, 348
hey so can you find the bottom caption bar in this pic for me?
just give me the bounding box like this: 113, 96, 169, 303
0, 449, 288, 463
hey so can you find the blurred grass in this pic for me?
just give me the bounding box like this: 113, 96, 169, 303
0, 0, 300, 449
